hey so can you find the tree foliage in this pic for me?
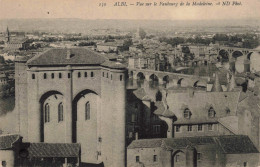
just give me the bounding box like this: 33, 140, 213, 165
139, 28, 146, 40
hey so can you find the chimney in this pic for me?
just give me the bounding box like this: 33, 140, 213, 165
66, 48, 71, 59
135, 132, 138, 140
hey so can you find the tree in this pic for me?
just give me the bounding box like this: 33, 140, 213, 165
0, 56, 5, 64
120, 38, 133, 51
139, 28, 146, 40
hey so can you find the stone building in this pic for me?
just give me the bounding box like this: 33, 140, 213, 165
127, 73, 260, 167
127, 135, 259, 167
11, 47, 127, 166
4, 27, 29, 51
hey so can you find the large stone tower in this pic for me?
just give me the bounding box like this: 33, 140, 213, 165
14, 48, 127, 167
101, 61, 126, 167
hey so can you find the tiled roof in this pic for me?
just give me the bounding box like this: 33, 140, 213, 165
154, 101, 175, 118
0, 134, 21, 150
216, 135, 258, 154
133, 88, 147, 100
26, 143, 80, 158
128, 139, 163, 149
128, 135, 258, 154
15, 55, 34, 62
27, 48, 106, 66
165, 91, 240, 120
101, 61, 126, 69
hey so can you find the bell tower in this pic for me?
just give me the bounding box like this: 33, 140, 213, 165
6, 26, 10, 43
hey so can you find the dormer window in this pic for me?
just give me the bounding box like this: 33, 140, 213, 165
183, 108, 191, 119
226, 107, 231, 115
208, 107, 215, 118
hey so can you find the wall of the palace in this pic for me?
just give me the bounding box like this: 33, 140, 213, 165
26, 66, 102, 143
76, 92, 99, 163
101, 67, 126, 167
15, 61, 28, 140
127, 147, 170, 167
0, 150, 15, 167
15, 61, 127, 166
43, 94, 66, 143
127, 144, 226, 167
226, 153, 260, 167
173, 123, 233, 138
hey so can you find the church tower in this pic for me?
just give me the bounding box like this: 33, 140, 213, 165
6, 26, 10, 43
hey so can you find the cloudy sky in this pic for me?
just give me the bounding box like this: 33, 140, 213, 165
0, 0, 259, 20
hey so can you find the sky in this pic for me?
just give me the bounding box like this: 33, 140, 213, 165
0, 0, 260, 20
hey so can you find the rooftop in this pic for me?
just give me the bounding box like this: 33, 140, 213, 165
128, 135, 258, 154
25, 142, 81, 158
0, 134, 21, 150
27, 48, 106, 66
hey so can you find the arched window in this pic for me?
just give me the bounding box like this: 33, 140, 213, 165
183, 108, 191, 119
44, 103, 50, 123
85, 102, 90, 120
208, 107, 215, 118
78, 72, 81, 78
58, 103, 63, 122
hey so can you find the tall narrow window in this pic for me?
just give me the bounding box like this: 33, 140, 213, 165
175, 155, 180, 162
107, 73, 108, 78
208, 124, 213, 131
120, 75, 123, 81
59, 73, 62, 78
68, 73, 71, 78
58, 103, 63, 122
44, 73, 47, 79
103, 72, 104, 77
2, 161, 6, 167
187, 125, 192, 131
136, 156, 140, 162
91, 72, 94, 77
44, 103, 50, 123
85, 102, 90, 120
78, 72, 81, 78
176, 125, 181, 132
51, 73, 54, 79
153, 155, 157, 162
198, 124, 203, 131
32, 74, 35, 79
111, 74, 113, 80
131, 114, 136, 123
84, 72, 87, 78
197, 153, 202, 160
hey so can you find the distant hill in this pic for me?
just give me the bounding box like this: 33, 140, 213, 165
0, 18, 259, 34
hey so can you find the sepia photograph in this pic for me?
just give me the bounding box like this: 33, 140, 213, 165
0, 0, 260, 166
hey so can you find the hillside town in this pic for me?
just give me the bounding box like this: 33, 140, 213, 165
0, 20, 260, 167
